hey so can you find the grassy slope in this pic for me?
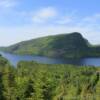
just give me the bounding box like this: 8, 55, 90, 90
1, 32, 100, 58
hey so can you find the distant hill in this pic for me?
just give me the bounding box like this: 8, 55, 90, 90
1, 32, 100, 58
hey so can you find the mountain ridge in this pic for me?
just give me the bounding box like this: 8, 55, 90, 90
0, 32, 100, 58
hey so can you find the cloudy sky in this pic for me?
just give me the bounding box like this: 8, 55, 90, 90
0, 0, 100, 46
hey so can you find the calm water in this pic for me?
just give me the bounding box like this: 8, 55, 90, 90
0, 52, 100, 67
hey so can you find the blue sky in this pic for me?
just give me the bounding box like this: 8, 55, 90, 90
0, 0, 100, 46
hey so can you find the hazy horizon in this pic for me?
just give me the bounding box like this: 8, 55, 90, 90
0, 0, 100, 46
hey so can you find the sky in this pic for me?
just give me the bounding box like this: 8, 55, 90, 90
0, 0, 100, 46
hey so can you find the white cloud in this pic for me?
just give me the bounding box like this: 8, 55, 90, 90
55, 11, 77, 25
0, 0, 17, 9
32, 7, 58, 23
55, 16, 73, 24
0, 6, 100, 46
82, 13, 100, 23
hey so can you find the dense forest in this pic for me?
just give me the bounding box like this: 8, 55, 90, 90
0, 55, 100, 100
1, 32, 100, 59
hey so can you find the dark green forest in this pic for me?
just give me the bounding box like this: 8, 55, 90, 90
0, 55, 100, 100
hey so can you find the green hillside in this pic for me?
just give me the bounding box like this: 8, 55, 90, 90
1, 32, 100, 58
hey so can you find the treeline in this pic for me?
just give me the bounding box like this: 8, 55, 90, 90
0, 56, 100, 100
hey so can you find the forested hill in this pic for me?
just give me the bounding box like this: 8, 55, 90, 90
1, 32, 100, 58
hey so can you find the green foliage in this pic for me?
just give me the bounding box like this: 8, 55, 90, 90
0, 55, 99, 100
1, 32, 100, 58
0, 32, 100, 100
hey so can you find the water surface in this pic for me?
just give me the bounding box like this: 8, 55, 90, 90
0, 52, 100, 67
